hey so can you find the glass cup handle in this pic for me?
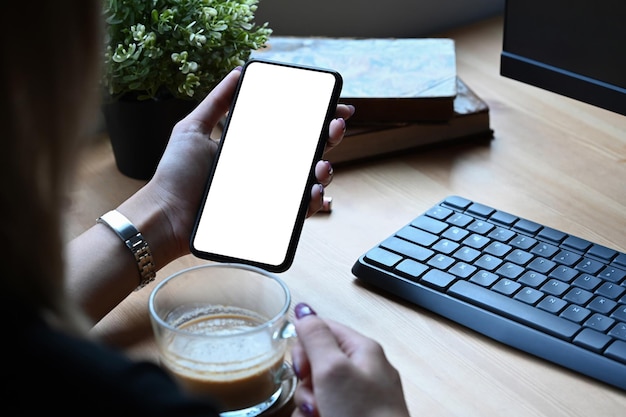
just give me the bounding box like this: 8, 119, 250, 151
277, 321, 297, 340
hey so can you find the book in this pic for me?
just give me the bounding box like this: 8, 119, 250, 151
325, 77, 493, 165
251, 37, 457, 123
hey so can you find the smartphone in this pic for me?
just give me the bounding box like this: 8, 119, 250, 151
190, 59, 343, 272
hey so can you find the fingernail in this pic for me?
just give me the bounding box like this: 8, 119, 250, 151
234, 66, 243, 71
320, 196, 333, 213
299, 402, 315, 417
338, 117, 346, 133
325, 160, 334, 178
295, 303, 317, 319
347, 104, 356, 116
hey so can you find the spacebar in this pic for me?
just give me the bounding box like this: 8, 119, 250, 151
448, 281, 581, 340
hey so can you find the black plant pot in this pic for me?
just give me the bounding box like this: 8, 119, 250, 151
102, 96, 198, 180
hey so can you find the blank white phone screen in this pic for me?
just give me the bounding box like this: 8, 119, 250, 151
192, 61, 338, 268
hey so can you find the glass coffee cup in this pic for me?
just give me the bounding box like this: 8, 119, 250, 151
149, 263, 296, 416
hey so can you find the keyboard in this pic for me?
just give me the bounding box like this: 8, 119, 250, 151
352, 195, 626, 391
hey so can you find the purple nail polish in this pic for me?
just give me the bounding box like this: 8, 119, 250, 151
299, 402, 315, 417
294, 303, 317, 319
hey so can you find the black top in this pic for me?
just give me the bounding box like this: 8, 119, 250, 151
6, 298, 221, 415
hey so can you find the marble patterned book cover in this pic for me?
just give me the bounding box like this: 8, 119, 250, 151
252, 37, 457, 123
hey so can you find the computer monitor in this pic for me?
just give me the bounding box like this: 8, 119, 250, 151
500, 0, 626, 116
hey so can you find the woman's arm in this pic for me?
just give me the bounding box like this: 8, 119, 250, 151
66, 68, 354, 323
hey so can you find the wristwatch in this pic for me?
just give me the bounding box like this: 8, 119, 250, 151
97, 210, 156, 290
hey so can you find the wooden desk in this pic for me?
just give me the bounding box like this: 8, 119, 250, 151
68, 16, 626, 417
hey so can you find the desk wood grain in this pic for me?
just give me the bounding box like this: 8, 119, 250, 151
68, 16, 626, 417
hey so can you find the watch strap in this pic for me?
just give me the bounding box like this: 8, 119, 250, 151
97, 210, 156, 290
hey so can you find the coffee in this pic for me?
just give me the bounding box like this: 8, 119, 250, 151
149, 263, 295, 416
160, 310, 286, 411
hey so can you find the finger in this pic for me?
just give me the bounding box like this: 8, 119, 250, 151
335, 103, 356, 120
314, 160, 334, 187
305, 184, 324, 218
324, 117, 346, 152
293, 306, 344, 366
292, 380, 319, 417
291, 339, 311, 381
182, 67, 242, 134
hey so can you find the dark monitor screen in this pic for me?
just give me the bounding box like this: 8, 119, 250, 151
500, 0, 626, 116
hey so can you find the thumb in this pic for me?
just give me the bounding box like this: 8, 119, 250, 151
293, 303, 343, 367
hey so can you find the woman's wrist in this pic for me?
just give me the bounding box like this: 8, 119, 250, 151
115, 183, 189, 274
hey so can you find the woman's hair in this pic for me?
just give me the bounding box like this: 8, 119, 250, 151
0, 1, 102, 330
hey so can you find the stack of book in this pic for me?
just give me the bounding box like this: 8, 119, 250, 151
252, 36, 493, 165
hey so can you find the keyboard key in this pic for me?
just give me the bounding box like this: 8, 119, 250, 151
583, 313, 615, 332
448, 262, 477, 279
518, 270, 548, 288
495, 262, 525, 279
505, 249, 534, 265
596, 282, 626, 300
462, 234, 491, 249
560, 305, 591, 324
527, 257, 556, 274
553, 250, 581, 266
442, 226, 470, 242
574, 257, 604, 275
540, 279, 570, 297
598, 266, 626, 283
489, 210, 517, 227
531, 242, 559, 258
412, 215, 448, 234
421, 269, 456, 290
537, 227, 567, 244
613, 253, 626, 268
381, 237, 433, 262
467, 202, 494, 218
548, 266, 578, 283
474, 254, 503, 271
605, 340, 626, 364
513, 219, 543, 235
396, 226, 439, 246
587, 244, 618, 262
446, 212, 473, 227
469, 270, 499, 287
610, 305, 626, 322
562, 235, 593, 253
396, 259, 429, 281
608, 322, 626, 342
427, 254, 455, 270
364, 247, 402, 268
492, 279, 521, 296
514, 287, 544, 305
573, 328, 612, 352
563, 287, 594, 305
453, 247, 481, 263
484, 241, 512, 257
488, 227, 516, 242
510, 234, 537, 250
425, 205, 453, 220
432, 239, 459, 255
467, 220, 495, 235
572, 274, 602, 291
537, 296, 568, 314
443, 195, 471, 210
587, 296, 617, 315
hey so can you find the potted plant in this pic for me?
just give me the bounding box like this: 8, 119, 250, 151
101, 0, 272, 180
